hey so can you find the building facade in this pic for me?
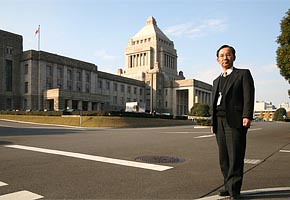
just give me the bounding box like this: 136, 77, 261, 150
119, 16, 212, 115
0, 30, 23, 111
0, 16, 212, 115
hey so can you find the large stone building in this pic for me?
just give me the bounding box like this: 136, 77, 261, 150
119, 16, 212, 115
0, 16, 212, 115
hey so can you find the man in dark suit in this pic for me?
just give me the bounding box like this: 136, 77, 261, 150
211, 45, 255, 200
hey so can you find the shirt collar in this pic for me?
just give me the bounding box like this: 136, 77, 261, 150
220, 66, 233, 76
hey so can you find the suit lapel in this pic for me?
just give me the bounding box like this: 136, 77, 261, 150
213, 77, 220, 103
224, 68, 238, 96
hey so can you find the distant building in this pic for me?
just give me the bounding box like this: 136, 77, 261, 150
0, 16, 212, 115
278, 102, 290, 112
119, 16, 212, 115
254, 101, 276, 121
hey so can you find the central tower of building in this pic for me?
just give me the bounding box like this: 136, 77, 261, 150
122, 16, 184, 81
119, 16, 185, 113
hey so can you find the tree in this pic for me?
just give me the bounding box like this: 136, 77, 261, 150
274, 108, 287, 121
276, 9, 290, 96
258, 111, 264, 120
264, 112, 271, 121
190, 103, 210, 117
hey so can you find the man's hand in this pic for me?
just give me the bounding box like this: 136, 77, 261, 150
243, 118, 251, 127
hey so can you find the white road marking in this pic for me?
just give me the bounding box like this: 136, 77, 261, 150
5, 145, 173, 172
248, 128, 262, 131
161, 132, 192, 134
0, 190, 43, 200
195, 187, 290, 200
194, 134, 215, 139
0, 181, 8, 187
193, 128, 262, 139
280, 150, 290, 153
244, 159, 262, 165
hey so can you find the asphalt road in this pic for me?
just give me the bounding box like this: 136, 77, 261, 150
0, 119, 289, 200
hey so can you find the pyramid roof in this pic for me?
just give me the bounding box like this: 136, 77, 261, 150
133, 16, 171, 41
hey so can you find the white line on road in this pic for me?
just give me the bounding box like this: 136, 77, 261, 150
0, 190, 43, 200
193, 128, 262, 139
279, 150, 290, 153
248, 128, 262, 131
244, 159, 262, 165
0, 181, 8, 187
194, 134, 215, 139
5, 145, 173, 172
195, 187, 290, 200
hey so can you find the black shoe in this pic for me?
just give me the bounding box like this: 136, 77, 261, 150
218, 189, 230, 196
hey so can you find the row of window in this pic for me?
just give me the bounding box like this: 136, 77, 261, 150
24, 64, 144, 96
132, 38, 151, 45
158, 38, 173, 47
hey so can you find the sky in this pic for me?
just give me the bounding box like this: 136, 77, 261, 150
1, 0, 289, 106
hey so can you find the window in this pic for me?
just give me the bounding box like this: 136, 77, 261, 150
120, 97, 125, 105
134, 87, 137, 94
46, 77, 52, 89
113, 96, 117, 104
46, 65, 53, 89
46, 65, 52, 77
76, 71, 82, 81
6, 47, 12, 55
114, 83, 118, 91
67, 69, 72, 81
106, 81, 110, 90
85, 73, 90, 83
67, 82, 72, 91
5, 60, 12, 91
121, 84, 125, 92
127, 86, 131, 94
25, 64, 29, 75
57, 79, 62, 89
57, 67, 63, 79
76, 82, 81, 91
139, 88, 143, 96
67, 69, 72, 91
98, 80, 102, 89
6, 98, 12, 110
25, 82, 28, 93
85, 84, 90, 92
23, 99, 27, 110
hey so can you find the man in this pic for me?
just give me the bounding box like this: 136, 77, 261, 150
211, 45, 255, 199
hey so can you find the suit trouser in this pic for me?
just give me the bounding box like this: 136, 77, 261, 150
216, 116, 247, 196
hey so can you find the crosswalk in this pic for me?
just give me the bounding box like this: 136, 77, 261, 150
0, 181, 43, 200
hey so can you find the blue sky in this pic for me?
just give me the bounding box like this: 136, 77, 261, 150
1, 0, 289, 106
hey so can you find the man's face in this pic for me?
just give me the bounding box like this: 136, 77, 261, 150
217, 47, 235, 69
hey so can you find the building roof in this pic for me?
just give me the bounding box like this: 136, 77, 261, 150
133, 16, 171, 41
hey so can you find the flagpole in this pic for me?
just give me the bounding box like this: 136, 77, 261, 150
37, 25, 41, 110
37, 25, 40, 51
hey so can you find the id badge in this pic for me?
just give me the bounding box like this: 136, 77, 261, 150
217, 92, 222, 106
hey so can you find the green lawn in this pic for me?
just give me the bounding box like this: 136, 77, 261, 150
0, 115, 195, 128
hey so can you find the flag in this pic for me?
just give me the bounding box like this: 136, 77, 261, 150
35, 26, 40, 36
35, 25, 40, 51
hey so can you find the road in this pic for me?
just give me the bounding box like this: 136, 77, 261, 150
0, 119, 289, 199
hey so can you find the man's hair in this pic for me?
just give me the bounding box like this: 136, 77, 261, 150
216, 45, 236, 57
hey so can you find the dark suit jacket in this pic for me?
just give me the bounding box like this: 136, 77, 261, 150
211, 67, 255, 133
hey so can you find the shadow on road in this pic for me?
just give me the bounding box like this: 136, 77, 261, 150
0, 141, 14, 145
241, 189, 290, 199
